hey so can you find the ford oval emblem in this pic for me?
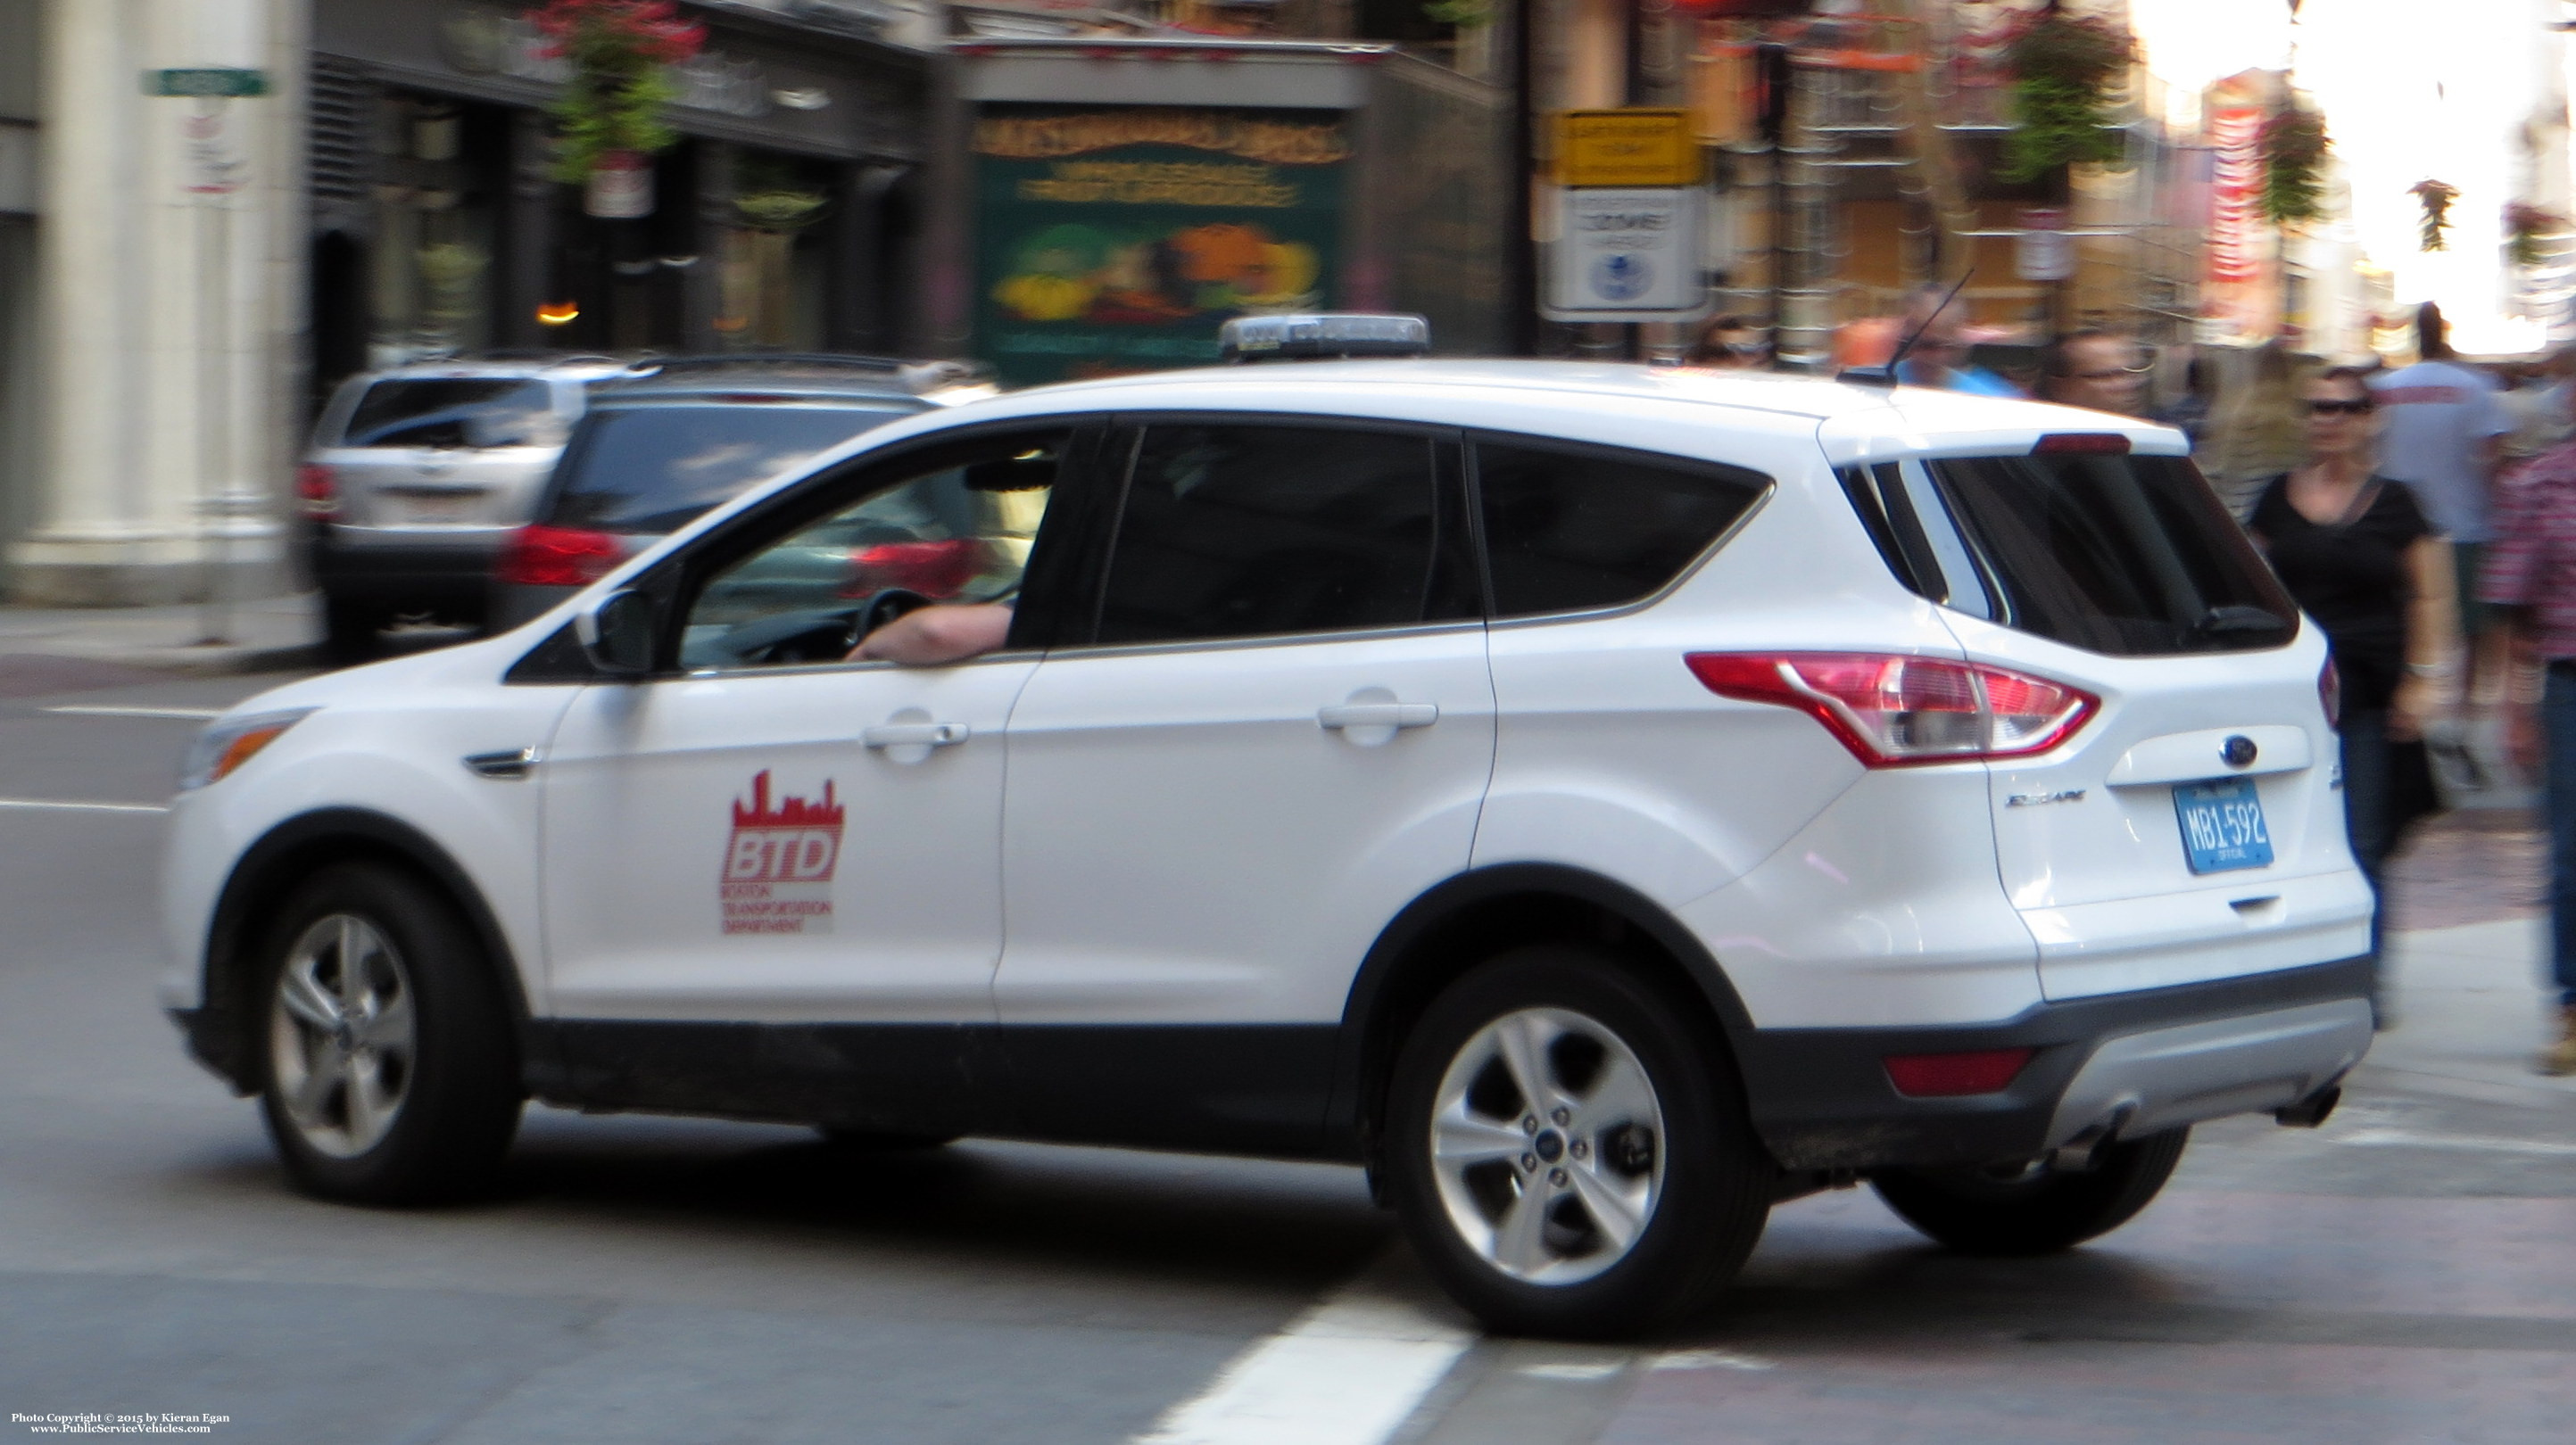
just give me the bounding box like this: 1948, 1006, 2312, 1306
2222, 735, 2258, 768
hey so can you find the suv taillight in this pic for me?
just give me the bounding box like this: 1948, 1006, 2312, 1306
2319, 656, 2341, 729
294, 464, 338, 519
1685, 652, 2099, 767
497, 524, 620, 588
837, 538, 986, 600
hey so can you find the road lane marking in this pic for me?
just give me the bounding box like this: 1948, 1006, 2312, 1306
40, 705, 225, 719
2329, 1127, 2576, 1157
1649, 1349, 1776, 1372
1131, 1251, 1473, 1445
0, 798, 170, 814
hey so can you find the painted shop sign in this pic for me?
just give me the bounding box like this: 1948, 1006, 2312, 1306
973, 105, 1348, 388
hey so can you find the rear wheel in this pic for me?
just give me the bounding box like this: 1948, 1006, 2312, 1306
1384, 945, 1773, 1339
1870, 1127, 2190, 1257
320, 595, 383, 667
256, 863, 522, 1204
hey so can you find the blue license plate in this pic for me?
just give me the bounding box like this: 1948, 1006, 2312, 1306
2173, 776, 2273, 874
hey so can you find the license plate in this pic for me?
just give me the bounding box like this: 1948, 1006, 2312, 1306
2173, 776, 2273, 874
393, 492, 477, 524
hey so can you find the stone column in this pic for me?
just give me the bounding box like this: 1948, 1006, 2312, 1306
9, 0, 301, 607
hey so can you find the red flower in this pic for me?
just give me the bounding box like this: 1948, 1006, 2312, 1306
526, 1, 705, 66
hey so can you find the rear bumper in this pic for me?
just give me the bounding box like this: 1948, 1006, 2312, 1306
1736, 955, 2373, 1172
313, 530, 501, 615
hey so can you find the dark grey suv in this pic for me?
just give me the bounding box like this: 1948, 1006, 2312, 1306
488, 357, 969, 631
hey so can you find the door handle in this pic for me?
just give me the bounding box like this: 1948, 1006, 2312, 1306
1317, 703, 1438, 731
862, 722, 970, 749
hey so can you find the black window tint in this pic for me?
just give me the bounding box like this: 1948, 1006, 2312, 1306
546, 403, 915, 533
343, 380, 557, 449
1475, 441, 1768, 615
1926, 453, 2297, 656
1097, 425, 1441, 645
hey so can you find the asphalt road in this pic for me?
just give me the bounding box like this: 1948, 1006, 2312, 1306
4, 661, 2575, 1445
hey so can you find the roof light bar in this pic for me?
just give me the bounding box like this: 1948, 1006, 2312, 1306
1219, 314, 1430, 363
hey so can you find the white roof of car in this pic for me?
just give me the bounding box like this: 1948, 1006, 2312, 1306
982, 359, 2176, 442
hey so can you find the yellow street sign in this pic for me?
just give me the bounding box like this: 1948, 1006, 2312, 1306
1556, 110, 1700, 187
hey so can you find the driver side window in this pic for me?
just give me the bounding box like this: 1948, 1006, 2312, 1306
678, 430, 1065, 671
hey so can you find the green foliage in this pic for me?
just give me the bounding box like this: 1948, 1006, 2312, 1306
2258, 107, 2328, 227
526, 2, 704, 182
1422, 0, 1490, 24
1998, 12, 2135, 185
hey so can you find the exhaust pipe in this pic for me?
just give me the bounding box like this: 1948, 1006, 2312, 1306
2274, 1085, 2341, 1129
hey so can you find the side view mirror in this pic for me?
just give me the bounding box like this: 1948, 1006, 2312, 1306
575, 590, 657, 677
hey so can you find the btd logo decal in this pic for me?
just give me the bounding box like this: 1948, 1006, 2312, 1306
720, 770, 843, 935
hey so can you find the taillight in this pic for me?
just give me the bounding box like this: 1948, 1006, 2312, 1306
2319, 657, 2341, 730
497, 524, 621, 588
294, 464, 338, 519
2032, 433, 2132, 455
1884, 1047, 2035, 1097
1684, 652, 2098, 766
838, 538, 986, 599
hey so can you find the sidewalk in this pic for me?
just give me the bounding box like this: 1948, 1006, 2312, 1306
0, 593, 319, 683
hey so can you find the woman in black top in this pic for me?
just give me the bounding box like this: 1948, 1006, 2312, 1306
2248, 367, 2459, 1009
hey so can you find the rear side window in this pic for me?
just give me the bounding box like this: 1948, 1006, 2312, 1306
1095, 425, 1452, 646
1472, 439, 1768, 616
1925, 452, 2296, 655
342, 380, 558, 449
546, 403, 915, 534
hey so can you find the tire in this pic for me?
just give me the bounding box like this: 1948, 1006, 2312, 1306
320, 595, 383, 667
1383, 945, 1775, 1339
254, 863, 523, 1205
815, 1127, 961, 1152
1870, 1127, 2190, 1257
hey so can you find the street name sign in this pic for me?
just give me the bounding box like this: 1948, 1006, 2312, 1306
1557, 110, 1700, 187
1543, 187, 1710, 322
145, 69, 270, 98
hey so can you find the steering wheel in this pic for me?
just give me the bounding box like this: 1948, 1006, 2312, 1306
841, 588, 932, 656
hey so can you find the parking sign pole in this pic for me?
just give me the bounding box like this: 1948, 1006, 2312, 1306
146, 69, 266, 647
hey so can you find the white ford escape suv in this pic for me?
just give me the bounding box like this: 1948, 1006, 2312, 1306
162, 346, 2373, 1338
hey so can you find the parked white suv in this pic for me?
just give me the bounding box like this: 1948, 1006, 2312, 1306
163, 345, 2373, 1338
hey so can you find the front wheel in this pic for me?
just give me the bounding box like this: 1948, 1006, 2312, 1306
1870, 1127, 2190, 1257
1383, 945, 1774, 1339
256, 863, 523, 1204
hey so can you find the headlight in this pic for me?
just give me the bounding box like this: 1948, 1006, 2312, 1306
179, 708, 318, 791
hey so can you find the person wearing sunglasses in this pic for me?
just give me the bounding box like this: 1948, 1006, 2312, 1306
2041, 328, 2150, 416
2249, 366, 2460, 1028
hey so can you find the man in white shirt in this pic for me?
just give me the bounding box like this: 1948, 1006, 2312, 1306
2373, 303, 2513, 727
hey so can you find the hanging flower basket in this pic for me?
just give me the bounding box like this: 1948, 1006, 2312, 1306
2506, 201, 2564, 268
2411, 178, 2458, 252
526, 0, 706, 217
2258, 107, 2328, 227
1997, 5, 2134, 185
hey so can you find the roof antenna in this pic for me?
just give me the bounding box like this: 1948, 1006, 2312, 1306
1842, 268, 1973, 389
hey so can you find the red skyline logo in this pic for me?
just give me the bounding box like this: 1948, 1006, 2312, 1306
732, 770, 845, 830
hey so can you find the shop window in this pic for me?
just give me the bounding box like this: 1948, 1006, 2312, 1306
717, 151, 835, 352
367, 94, 501, 367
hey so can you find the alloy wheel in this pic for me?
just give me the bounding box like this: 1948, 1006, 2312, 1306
1425, 1006, 1668, 1285
268, 913, 417, 1159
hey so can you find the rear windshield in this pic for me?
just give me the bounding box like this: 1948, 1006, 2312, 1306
341, 379, 559, 450
543, 403, 915, 533
1865, 451, 2296, 656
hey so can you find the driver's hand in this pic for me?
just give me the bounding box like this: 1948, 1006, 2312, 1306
847, 603, 1015, 665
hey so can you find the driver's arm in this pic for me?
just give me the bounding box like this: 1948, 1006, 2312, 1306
848, 603, 1015, 665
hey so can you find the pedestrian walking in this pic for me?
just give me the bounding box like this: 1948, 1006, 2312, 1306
2040, 328, 2150, 416
2200, 341, 2310, 520
2156, 354, 2216, 446
1686, 315, 1770, 369
2373, 303, 2514, 741
1891, 284, 2024, 396
2479, 435, 2576, 1074
2248, 367, 2457, 1026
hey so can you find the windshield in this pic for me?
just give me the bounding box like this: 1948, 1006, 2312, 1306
1921, 452, 2298, 656
543, 403, 916, 534
341, 379, 560, 449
